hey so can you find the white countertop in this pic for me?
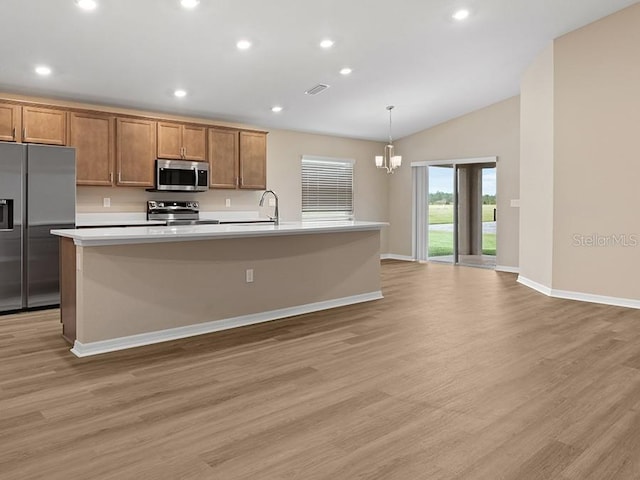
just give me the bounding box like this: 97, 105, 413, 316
52, 221, 388, 246
76, 211, 267, 227
76, 213, 164, 227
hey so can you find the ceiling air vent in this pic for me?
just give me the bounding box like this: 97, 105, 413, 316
305, 84, 330, 95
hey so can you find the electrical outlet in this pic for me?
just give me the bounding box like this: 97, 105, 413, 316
268, 198, 276, 207
103, 197, 111, 208
246, 269, 254, 283
225, 198, 231, 207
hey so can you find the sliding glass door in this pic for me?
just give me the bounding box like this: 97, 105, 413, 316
427, 165, 455, 263
418, 158, 497, 268
455, 164, 497, 268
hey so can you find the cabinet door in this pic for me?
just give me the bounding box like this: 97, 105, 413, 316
22, 106, 67, 145
183, 125, 206, 161
69, 112, 115, 186
157, 122, 182, 160
208, 128, 239, 189
116, 118, 156, 187
0, 103, 20, 142
239, 131, 267, 190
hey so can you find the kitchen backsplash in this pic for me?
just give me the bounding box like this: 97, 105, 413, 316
77, 186, 264, 213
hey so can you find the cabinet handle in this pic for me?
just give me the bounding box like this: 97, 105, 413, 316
12, 128, 15, 141
118, 172, 121, 183
23, 128, 26, 140
110, 172, 113, 183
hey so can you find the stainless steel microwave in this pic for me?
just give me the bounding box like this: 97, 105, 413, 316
154, 159, 209, 192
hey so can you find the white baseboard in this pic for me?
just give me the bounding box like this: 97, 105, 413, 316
496, 265, 520, 274
517, 276, 553, 296
70, 291, 384, 358
517, 276, 640, 310
551, 289, 640, 310
380, 254, 415, 262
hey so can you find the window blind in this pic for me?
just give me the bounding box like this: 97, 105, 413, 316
301, 156, 354, 219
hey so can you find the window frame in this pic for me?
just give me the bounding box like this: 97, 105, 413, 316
301, 155, 355, 221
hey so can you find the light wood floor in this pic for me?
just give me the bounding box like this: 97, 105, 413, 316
2, 261, 640, 479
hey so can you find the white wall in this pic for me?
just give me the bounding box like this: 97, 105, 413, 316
551, 3, 640, 299
388, 97, 521, 269
519, 44, 555, 287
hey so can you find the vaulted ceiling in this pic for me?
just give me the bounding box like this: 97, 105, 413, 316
1, 0, 636, 140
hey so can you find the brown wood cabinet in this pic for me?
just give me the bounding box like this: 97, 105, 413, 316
208, 127, 239, 188
0, 96, 268, 191
208, 128, 267, 190
239, 131, 267, 190
0, 102, 21, 142
68, 112, 115, 186
157, 122, 206, 161
22, 106, 67, 145
116, 118, 156, 187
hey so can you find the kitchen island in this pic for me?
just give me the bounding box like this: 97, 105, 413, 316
52, 221, 386, 357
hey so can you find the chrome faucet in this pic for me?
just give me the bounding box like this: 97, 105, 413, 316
259, 190, 279, 225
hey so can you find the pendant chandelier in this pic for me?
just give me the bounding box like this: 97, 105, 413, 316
375, 105, 402, 173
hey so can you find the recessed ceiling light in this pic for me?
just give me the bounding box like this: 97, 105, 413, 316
75, 0, 97, 10
35, 65, 52, 76
320, 39, 334, 49
339, 67, 352, 76
452, 9, 470, 21
174, 89, 187, 98
271, 106, 283, 113
236, 40, 252, 50
180, 0, 199, 8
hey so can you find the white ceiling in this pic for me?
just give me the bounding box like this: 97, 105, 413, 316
0, 0, 636, 141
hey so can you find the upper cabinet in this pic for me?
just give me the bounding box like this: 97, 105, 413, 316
0, 97, 268, 190
22, 106, 67, 145
239, 131, 267, 190
208, 129, 267, 190
208, 127, 239, 189
69, 111, 115, 186
157, 122, 206, 161
0, 102, 21, 142
116, 118, 156, 187
183, 125, 207, 161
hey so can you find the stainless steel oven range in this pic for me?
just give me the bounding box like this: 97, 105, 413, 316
147, 201, 220, 226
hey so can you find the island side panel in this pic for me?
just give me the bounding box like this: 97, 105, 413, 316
60, 237, 77, 344
75, 230, 381, 344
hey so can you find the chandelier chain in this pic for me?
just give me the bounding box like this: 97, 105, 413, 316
387, 105, 394, 144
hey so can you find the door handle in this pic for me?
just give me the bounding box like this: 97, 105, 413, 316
493, 208, 497, 222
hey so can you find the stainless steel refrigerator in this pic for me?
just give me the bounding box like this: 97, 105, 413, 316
0, 143, 75, 312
